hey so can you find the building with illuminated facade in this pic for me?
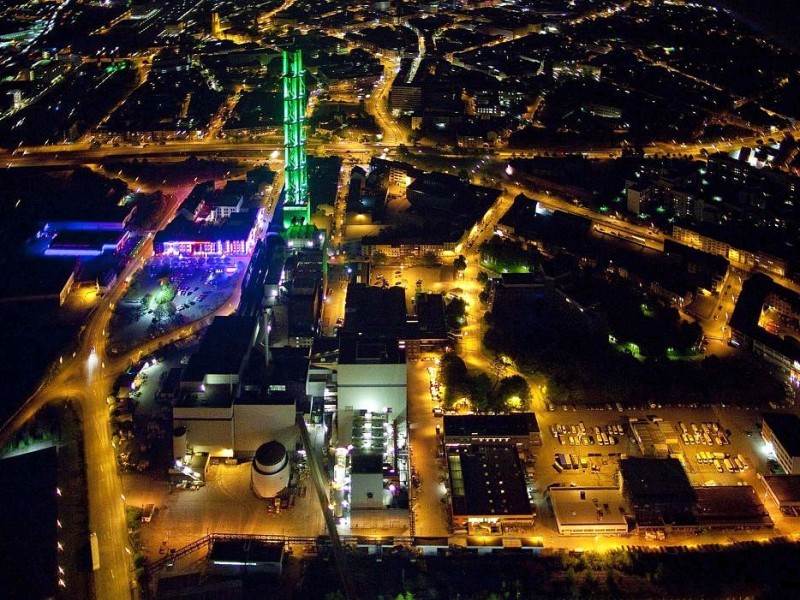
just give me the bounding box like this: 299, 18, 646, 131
155, 209, 262, 257
730, 273, 800, 384
154, 177, 267, 257
442, 414, 541, 450
672, 223, 787, 277
761, 412, 800, 475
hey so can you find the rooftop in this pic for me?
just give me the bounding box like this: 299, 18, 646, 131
284, 223, 321, 242
269, 346, 313, 383
254, 441, 287, 469
499, 196, 592, 242
208, 539, 284, 565
443, 413, 540, 439
183, 316, 258, 382
45, 229, 126, 255
730, 273, 774, 334
174, 383, 235, 410
351, 453, 384, 474
342, 283, 407, 335
550, 487, 630, 529
414, 293, 448, 340
338, 336, 405, 365
693, 485, 772, 528
448, 444, 531, 518
761, 475, 800, 504
620, 457, 696, 504
499, 272, 547, 287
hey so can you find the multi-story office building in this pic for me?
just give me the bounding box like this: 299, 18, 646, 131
761, 412, 800, 475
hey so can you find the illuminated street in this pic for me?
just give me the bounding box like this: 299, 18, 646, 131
407, 357, 450, 537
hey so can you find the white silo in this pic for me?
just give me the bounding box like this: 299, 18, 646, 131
251, 440, 290, 498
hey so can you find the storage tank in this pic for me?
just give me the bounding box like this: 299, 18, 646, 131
251, 440, 290, 499
172, 426, 188, 461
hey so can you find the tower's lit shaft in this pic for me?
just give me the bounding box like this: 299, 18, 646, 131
282, 49, 310, 228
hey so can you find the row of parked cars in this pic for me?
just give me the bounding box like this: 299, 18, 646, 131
549, 422, 623, 446
696, 451, 748, 473
427, 365, 444, 417
678, 421, 729, 446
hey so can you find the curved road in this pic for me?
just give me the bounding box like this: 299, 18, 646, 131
0, 189, 234, 599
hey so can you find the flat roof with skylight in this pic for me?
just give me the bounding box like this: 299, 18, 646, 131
550, 487, 630, 536
447, 444, 531, 523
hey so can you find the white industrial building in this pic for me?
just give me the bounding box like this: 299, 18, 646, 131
336, 337, 407, 418
550, 487, 631, 536
172, 316, 297, 458
350, 454, 387, 509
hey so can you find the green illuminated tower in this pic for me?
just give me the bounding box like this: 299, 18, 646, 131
282, 49, 310, 229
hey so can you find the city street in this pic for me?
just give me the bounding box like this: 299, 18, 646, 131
365, 57, 406, 147
0, 171, 246, 599
407, 356, 450, 538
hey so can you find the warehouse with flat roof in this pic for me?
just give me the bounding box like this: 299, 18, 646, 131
760, 474, 800, 514
693, 485, 773, 531
447, 444, 532, 530
550, 487, 631, 536
443, 413, 541, 449
620, 457, 696, 527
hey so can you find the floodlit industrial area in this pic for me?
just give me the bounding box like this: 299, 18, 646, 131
4, 1, 800, 599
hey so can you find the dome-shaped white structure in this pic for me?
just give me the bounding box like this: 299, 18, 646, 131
251, 440, 290, 498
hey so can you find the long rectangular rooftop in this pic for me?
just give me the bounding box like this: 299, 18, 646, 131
448, 444, 531, 518
444, 413, 540, 438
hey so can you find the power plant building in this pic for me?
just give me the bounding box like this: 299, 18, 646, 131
171, 316, 297, 459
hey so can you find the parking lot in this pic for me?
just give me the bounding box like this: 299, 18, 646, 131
526, 403, 794, 533
548, 420, 624, 449
110, 255, 243, 351
404, 345, 793, 540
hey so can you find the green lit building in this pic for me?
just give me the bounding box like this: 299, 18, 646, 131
282, 49, 310, 230
280, 48, 327, 278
